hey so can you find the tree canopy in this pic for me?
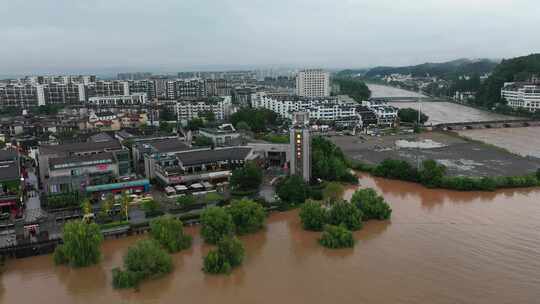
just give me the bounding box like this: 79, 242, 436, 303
53, 221, 103, 267
327, 201, 363, 231
228, 199, 266, 235
200, 207, 235, 244
230, 162, 263, 191
203, 236, 245, 275
299, 200, 328, 231
230, 108, 278, 133
276, 175, 310, 206
350, 188, 392, 221
112, 239, 172, 289
312, 136, 357, 183
333, 78, 371, 102
398, 108, 429, 124
149, 216, 192, 253
319, 225, 355, 249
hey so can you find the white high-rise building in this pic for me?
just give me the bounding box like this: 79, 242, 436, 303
296, 69, 330, 98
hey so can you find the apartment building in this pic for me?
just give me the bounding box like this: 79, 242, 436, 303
251, 92, 359, 125
501, 82, 540, 112
296, 69, 330, 98
176, 96, 232, 121
166, 79, 207, 99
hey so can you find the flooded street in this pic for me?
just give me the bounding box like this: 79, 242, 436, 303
2, 174, 540, 304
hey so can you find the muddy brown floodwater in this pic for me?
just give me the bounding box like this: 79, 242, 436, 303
2, 174, 540, 304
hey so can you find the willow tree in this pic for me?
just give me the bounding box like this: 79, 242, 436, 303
53, 220, 103, 267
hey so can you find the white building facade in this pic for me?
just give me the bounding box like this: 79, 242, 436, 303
251, 92, 358, 125
88, 93, 148, 106
176, 96, 232, 121
296, 69, 330, 98
501, 83, 540, 112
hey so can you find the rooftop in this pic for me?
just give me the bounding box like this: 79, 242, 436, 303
49, 152, 115, 169
176, 147, 252, 167
40, 140, 123, 155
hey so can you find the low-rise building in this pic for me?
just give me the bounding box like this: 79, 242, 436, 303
198, 124, 241, 146
501, 82, 540, 112
0, 150, 22, 218
88, 93, 148, 106
38, 140, 131, 194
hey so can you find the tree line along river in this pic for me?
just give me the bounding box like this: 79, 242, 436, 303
1, 174, 540, 304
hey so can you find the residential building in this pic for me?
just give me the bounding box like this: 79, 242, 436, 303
501, 82, 540, 112
88, 93, 148, 106
166, 79, 207, 99
206, 79, 231, 97
296, 69, 330, 97
176, 96, 232, 122
251, 92, 360, 126
362, 99, 399, 127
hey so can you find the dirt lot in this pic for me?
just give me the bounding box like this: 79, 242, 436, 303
458, 127, 540, 159
330, 131, 540, 177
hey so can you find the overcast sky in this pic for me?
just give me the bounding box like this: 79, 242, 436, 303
1, 0, 539, 75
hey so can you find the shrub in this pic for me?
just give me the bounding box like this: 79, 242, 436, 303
322, 182, 345, 203
299, 200, 328, 231
327, 201, 363, 231
176, 195, 196, 206
203, 237, 245, 275
419, 160, 446, 188
537, 169, 540, 180
149, 216, 192, 253
373, 159, 419, 182
112, 239, 173, 289
276, 175, 309, 206
228, 199, 266, 235
204, 192, 224, 204
53, 245, 68, 265
53, 221, 103, 268
200, 207, 235, 244
350, 188, 392, 220
319, 225, 355, 249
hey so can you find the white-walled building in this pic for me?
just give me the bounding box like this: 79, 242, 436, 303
501, 82, 540, 112
251, 92, 359, 125
88, 93, 148, 106
296, 69, 330, 98
176, 96, 232, 122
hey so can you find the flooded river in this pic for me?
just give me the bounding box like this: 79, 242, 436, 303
2, 175, 540, 304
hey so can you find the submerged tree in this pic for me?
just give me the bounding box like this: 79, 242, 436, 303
200, 207, 235, 244
149, 216, 192, 253
53, 221, 103, 267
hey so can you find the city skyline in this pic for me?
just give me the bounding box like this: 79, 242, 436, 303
1, 0, 539, 76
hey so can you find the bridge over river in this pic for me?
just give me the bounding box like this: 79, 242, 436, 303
434, 119, 540, 131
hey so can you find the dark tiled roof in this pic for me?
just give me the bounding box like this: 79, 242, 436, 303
49, 152, 115, 168
0, 160, 19, 181
88, 132, 114, 143
176, 147, 252, 166
40, 140, 122, 155
151, 139, 190, 153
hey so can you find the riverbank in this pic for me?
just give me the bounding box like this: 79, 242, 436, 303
2, 174, 540, 304
330, 132, 540, 178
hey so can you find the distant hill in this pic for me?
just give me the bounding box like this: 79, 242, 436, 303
365, 59, 498, 79
476, 53, 540, 108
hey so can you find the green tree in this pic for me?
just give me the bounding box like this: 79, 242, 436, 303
230, 162, 263, 191
149, 216, 192, 253
312, 136, 357, 183
276, 175, 309, 206
200, 207, 235, 244
299, 200, 328, 231
319, 225, 355, 249
203, 236, 245, 275
200, 110, 216, 122
322, 182, 344, 204
350, 188, 392, 220
327, 201, 363, 231
99, 195, 113, 219
141, 199, 160, 215
419, 159, 447, 188
228, 199, 266, 235
81, 199, 93, 216
187, 117, 204, 131
112, 239, 172, 289
160, 107, 176, 121
0, 140, 5, 149
53, 221, 103, 267
193, 135, 213, 147
230, 108, 278, 132
159, 121, 173, 133
120, 191, 130, 220
332, 78, 371, 102
236, 121, 251, 132
398, 108, 429, 124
